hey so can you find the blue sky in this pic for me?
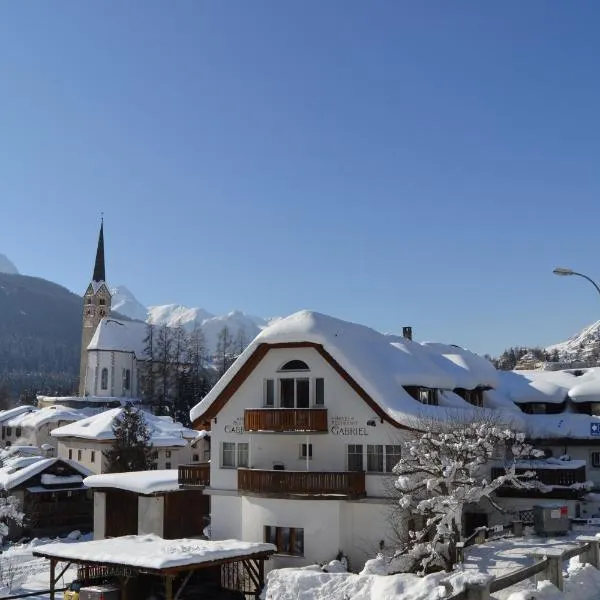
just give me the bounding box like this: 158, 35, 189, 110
1, 1, 600, 356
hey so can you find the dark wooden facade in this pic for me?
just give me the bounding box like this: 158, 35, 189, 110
178, 463, 210, 487
491, 465, 587, 499
238, 468, 366, 498
105, 489, 139, 537
244, 408, 328, 433
16, 460, 92, 540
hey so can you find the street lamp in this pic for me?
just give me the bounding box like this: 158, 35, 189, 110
552, 267, 600, 297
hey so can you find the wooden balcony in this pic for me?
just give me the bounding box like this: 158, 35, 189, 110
244, 408, 328, 433
178, 463, 210, 487
491, 465, 587, 499
238, 468, 365, 498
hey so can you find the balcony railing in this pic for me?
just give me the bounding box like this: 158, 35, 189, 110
244, 408, 328, 433
178, 463, 210, 487
491, 465, 587, 498
238, 468, 365, 498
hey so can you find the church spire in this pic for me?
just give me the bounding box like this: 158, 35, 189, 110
92, 218, 106, 283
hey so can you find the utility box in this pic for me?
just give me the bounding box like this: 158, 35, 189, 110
79, 584, 120, 600
533, 505, 570, 536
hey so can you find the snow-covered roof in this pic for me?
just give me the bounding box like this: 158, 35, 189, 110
33, 534, 275, 571
190, 310, 521, 428
83, 470, 180, 495
513, 458, 586, 470
87, 318, 148, 358
0, 405, 37, 424
50, 408, 199, 447
0, 457, 91, 491
421, 342, 499, 390
497, 370, 575, 404
526, 413, 600, 440
5, 406, 85, 429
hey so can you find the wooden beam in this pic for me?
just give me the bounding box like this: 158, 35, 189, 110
173, 571, 193, 600
54, 561, 72, 584
241, 559, 260, 588
49, 559, 56, 600
165, 575, 173, 600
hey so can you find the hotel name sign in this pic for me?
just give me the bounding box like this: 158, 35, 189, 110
223, 415, 368, 436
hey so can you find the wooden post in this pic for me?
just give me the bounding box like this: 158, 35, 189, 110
49, 559, 56, 600
464, 578, 492, 600
577, 536, 600, 569
512, 520, 523, 537
531, 549, 564, 591
165, 575, 173, 600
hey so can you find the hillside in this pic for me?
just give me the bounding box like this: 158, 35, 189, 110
546, 320, 600, 362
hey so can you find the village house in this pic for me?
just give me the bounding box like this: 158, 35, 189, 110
83, 469, 209, 540
51, 406, 209, 474
187, 310, 526, 571
0, 456, 92, 540
1, 405, 85, 450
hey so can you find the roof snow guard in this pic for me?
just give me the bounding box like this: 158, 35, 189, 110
92, 218, 106, 283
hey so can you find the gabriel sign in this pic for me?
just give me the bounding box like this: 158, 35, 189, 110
224, 417, 245, 434
329, 416, 368, 436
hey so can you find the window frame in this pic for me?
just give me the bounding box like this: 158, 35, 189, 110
264, 525, 304, 556
300, 443, 313, 459
100, 368, 109, 390
347, 444, 364, 472
592, 451, 600, 469
222, 442, 236, 468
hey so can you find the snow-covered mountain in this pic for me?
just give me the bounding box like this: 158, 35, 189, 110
546, 320, 600, 361
0, 254, 19, 275
110, 285, 270, 354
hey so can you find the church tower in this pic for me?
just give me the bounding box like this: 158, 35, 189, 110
79, 219, 112, 395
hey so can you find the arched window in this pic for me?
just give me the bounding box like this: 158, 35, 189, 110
123, 369, 131, 392
101, 368, 108, 390
279, 360, 310, 372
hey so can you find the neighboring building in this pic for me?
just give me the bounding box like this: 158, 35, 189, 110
187, 310, 521, 571
0, 456, 92, 540
1, 405, 85, 450
83, 470, 209, 540
51, 407, 209, 474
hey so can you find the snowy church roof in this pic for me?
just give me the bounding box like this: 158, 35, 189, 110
51, 407, 199, 447
4, 405, 85, 429
88, 318, 148, 358
190, 310, 522, 428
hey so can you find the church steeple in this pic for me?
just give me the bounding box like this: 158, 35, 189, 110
92, 219, 106, 283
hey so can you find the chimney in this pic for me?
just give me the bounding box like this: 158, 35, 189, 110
402, 326, 413, 341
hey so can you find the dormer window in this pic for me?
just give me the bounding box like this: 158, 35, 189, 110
405, 386, 438, 406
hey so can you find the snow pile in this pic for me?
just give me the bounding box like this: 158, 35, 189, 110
84, 470, 180, 495
262, 561, 471, 600
51, 407, 199, 446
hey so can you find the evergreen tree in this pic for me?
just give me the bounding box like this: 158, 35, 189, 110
155, 324, 174, 415
140, 324, 157, 407
215, 325, 235, 378
104, 403, 154, 473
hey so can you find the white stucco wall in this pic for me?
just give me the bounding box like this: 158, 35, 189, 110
138, 496, 164, 536
85, 350, 138, 398
93, 491, 106, 540
210, 494, 242, 541
209, 346, 408, 493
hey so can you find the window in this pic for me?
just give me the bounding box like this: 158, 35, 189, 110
77, 450, 82, 461
222, 442, 236, 468
1, 427, 4, 440
90, 451, 95, 463
265, 379, 275, 407
165, 450, 172, 458
5, 427, 11, 437
280, 378, 310, 408
348, 445, 363, 472
367, 445, 384, 472
592, 452, 600, 468
99, 298, 106, 306
238, 443, 249, 468
68, 449, 73, 460
15, 427, 21, 438
86, 297, 92, 305
192, 454, 199, 462
101, 368, 108, 390
265, 526, 304, 556
300, 443, 313, 459
165, 462, 172, 469
280, 360, 309, 371
419, 389, 438, 406
150, 463, 158, 470
315, 378, 324, 406
123, 369, 131, 391
385, 445, 402, 473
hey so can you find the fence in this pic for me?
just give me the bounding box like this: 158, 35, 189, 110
447, 535, 600, 600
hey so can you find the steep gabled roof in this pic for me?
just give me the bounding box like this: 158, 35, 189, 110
87, 318, 148, 357
93, 219, 106, 283
189, 310, 522, 430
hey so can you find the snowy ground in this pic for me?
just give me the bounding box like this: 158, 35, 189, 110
262, 528, 600, 600
0, 533, 87, 599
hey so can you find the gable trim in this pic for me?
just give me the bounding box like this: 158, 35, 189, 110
191, 341, 408, 430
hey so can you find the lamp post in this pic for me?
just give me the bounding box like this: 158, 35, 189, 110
552, 267, 600, 298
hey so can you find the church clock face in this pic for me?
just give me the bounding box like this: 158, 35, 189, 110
98, 307, 107, 318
